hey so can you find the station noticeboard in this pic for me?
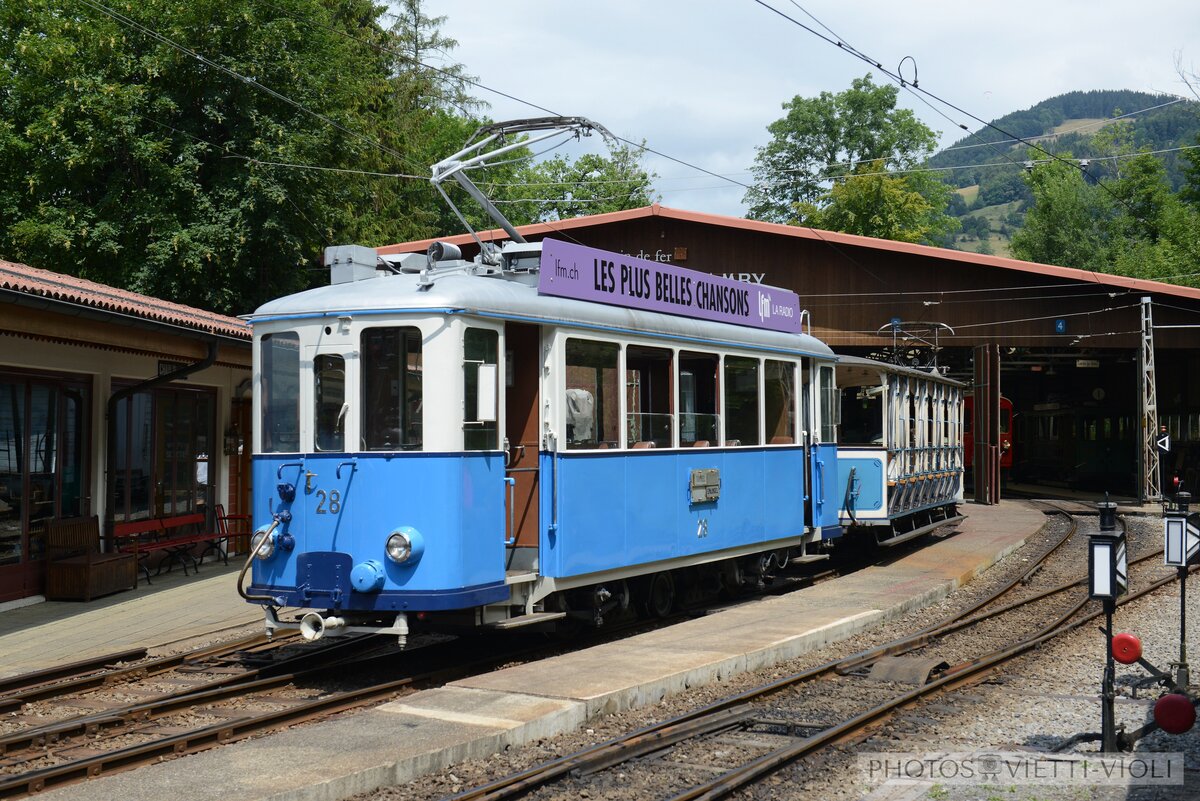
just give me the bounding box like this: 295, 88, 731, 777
537, 238, 803, 334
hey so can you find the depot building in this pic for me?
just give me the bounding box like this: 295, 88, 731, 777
381, 203, 1200, 502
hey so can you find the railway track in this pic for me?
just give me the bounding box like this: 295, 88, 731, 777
0, 632, 412, 797
0, 512, 1008, 799
433, 512, 1186, 801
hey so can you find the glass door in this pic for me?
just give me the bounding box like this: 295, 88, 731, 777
0, 373, 90, 603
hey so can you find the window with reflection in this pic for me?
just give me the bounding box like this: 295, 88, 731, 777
464, 328, 498, 450
679, 351, 719, 446
0, 373, 90, 570
765, 360, 796, 445
261, 333, 300, 453
113, 386, 211, 522
819, 364, 838, 443
314, 354, 346, 452
626, 345, 673, 448
724, 357, 760, 446
565, 339, 619, 449
362, 327, 423, 451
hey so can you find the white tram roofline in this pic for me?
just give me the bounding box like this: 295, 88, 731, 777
249, 272, 835, 360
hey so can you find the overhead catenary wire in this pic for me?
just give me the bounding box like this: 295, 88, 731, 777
753, 0, 1178, 228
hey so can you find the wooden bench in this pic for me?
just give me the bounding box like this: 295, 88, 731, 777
46, 516, 137, 601
111, 513, 228, 583
160, 512, 229, 569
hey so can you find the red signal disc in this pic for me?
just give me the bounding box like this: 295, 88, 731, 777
1111, 632, 1142, 665
1154, 694, 1197, 735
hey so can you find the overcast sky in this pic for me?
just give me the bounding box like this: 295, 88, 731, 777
422, 1, 1199, 217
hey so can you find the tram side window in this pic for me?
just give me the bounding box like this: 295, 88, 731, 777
361, 327, 423, 451
565, 339, 619, 449
679, 351, 719, 446
765, 360, 796, 445
314, 355, 346, 452
261, 333, 300, 453
464, 328, 499, 450
819, 364, 838, 443
724, 357, 760, 446
626, 346, 673, 448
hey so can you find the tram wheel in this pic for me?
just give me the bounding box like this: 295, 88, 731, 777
645, 571, 676, 618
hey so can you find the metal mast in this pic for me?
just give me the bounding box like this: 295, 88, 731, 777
1139, 296, 1160, 502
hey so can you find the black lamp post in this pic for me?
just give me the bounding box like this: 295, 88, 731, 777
1090, 494, 1126, 752
1163, 491, 1197, 689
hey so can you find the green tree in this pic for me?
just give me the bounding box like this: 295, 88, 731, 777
0, 0, 428, 314
745, 74, 941, 223
1010, 156, 1111, 270
0, 0, 515, 313
791, 162, 957, 245
1012, 149, 1200, 287
495, 140, 658, 225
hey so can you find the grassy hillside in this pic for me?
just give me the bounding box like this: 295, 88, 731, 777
932, 90, 1200, 253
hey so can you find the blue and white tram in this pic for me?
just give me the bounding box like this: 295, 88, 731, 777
243, 239, 843, 641
835, 356, 965, 546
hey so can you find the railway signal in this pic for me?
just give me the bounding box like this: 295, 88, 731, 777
1162, 492, 1197, 689
1087, 495, 1128, 751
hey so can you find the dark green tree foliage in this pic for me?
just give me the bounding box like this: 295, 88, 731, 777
496, 140, 658, 225
745, 75, 941, 224
1011, 150, 1200, 287
790, 161, 958, 245
0, 0, 408, 315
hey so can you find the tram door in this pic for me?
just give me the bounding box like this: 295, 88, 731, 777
803, 361, 841, 533
504, 323, 541, 571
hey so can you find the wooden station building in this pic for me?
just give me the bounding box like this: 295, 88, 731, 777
0, 260, 252, 605
381, 203, 1200, 502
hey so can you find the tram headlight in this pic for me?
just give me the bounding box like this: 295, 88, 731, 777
251, 527, 276, 560
385, 526, 424, 565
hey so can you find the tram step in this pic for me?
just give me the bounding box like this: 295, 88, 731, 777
486, 611, 568, 630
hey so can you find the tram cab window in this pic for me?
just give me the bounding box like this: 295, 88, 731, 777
626, 346, 673, 448
464, 328, 499, 450
261, 332, 300, 453
723, 357, 760, 446
679, 351, 719, 446
764, 360, 796, 445
839, 383, 883, 446
361, 327, 422, 451
314, 354, 346, 452
565, 339, 619, 449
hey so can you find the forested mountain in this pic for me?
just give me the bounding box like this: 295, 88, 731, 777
931, 90, 1200, 255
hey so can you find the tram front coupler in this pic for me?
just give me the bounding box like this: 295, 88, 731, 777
264, 609, 411, 649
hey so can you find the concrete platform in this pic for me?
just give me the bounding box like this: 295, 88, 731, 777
17, 500, 1046, 801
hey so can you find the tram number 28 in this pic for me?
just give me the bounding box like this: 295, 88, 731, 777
315, 490, 342, 515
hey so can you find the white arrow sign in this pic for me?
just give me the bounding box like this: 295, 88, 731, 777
1157, 433, 1171, 453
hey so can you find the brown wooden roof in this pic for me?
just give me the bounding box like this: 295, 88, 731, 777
378, 203, 1200, 303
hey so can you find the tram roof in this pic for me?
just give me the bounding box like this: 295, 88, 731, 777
834, 354, 965, 387
251, 269, 834, 358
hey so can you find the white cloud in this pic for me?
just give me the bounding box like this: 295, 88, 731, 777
420, 1, 1200, 216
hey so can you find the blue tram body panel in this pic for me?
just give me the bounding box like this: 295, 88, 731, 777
249, 453, 508, 611
836, 451, 887, 514
539, 447, 809, 579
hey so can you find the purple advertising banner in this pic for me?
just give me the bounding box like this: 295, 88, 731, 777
537, 239, 803, 334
